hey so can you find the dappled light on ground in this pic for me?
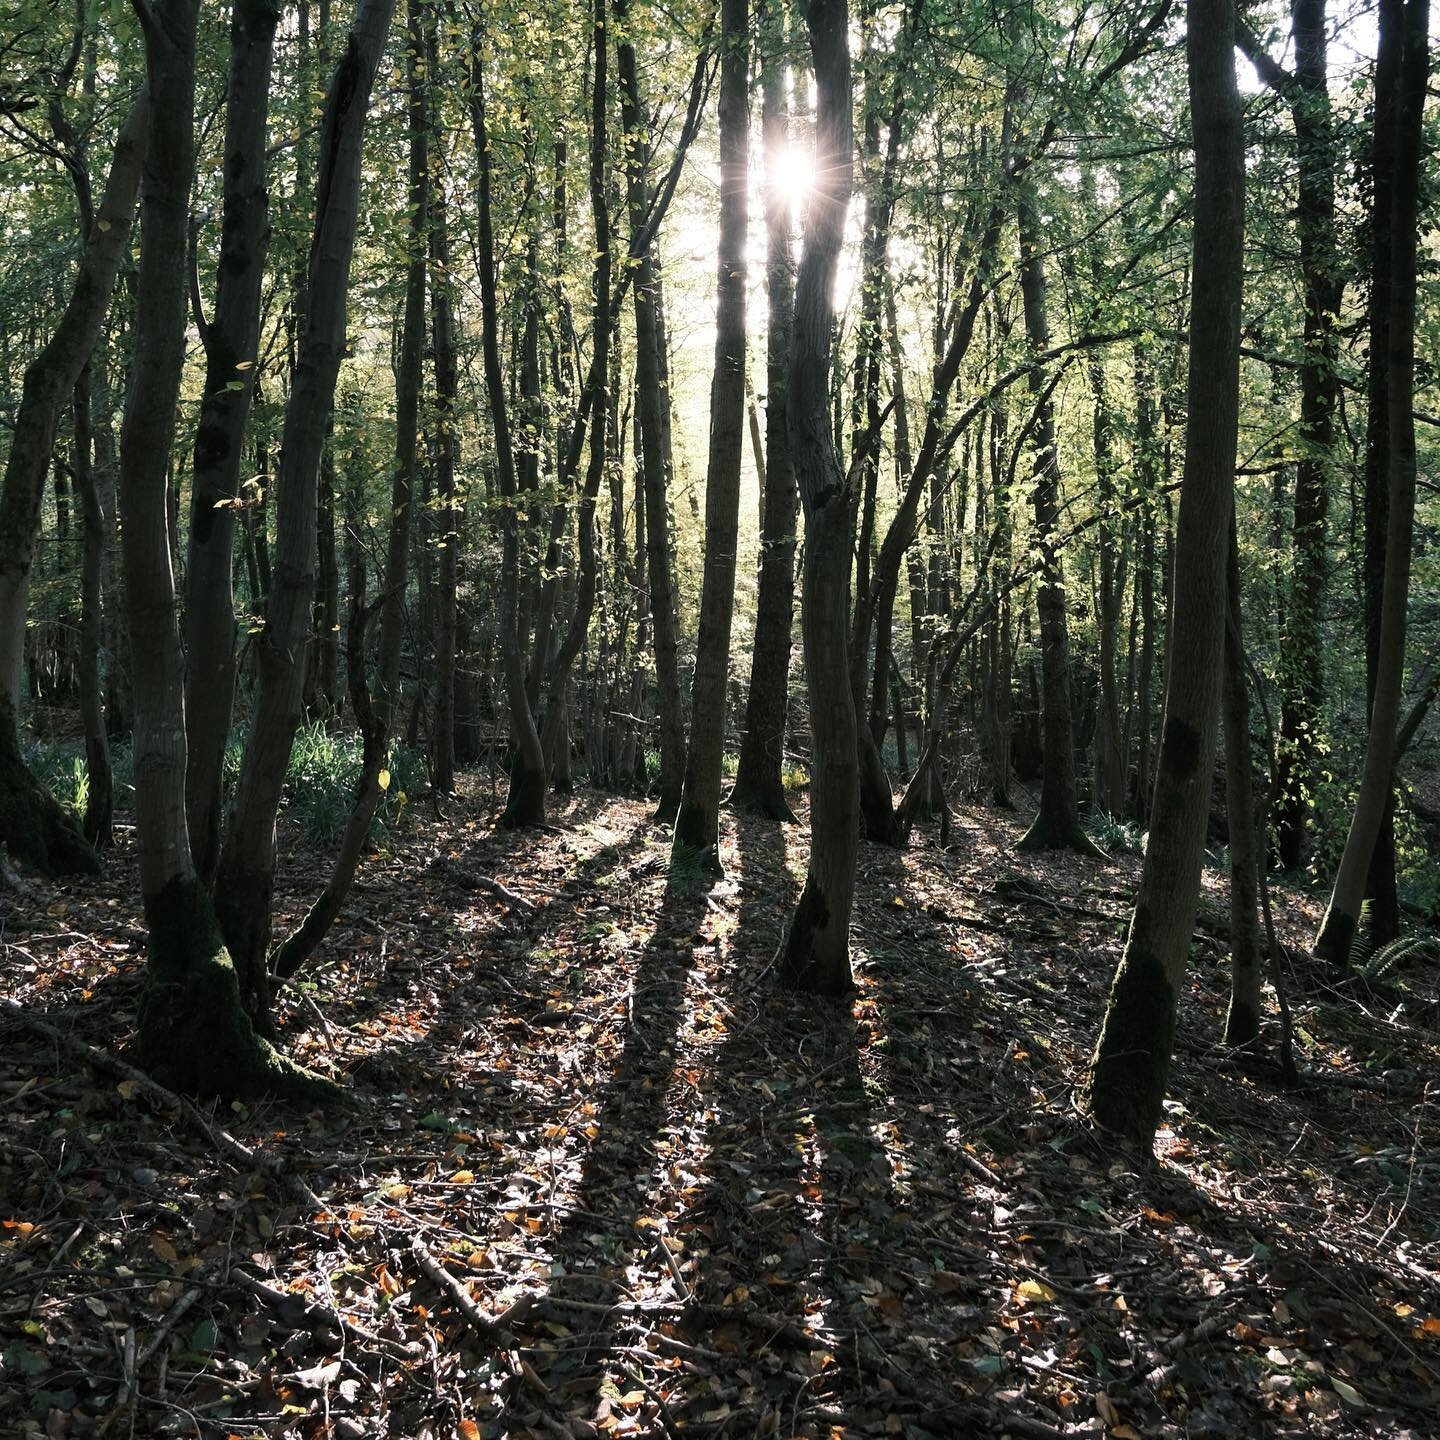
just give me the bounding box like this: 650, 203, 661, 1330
3, 788, 1438, 1438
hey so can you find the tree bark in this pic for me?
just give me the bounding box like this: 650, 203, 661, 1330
469, 28, 546, 828
732, 0, 797, 823
776, 0, 857, 996
615, 15, 687, 822
183, 0, 281, 886
0, 92, 146, 873
1314, 0, 1427, 968
73, 366, 112, 848
1014, 192, 1098, 857
1222, 516, 1263, 1049
119, 0, 326, 1100
1084, 0, 1245, 1142
673, 0, 749, 874
213, 0, 398, 1019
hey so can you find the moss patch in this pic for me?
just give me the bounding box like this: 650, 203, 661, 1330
137, 875, 340, 1106
0, 707, 99, 877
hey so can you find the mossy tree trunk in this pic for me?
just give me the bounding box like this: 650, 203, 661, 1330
118, 0, 329, 1102
1084, 0, 1245, 1143
776, 0, 858, 996
672, 0, 749, 876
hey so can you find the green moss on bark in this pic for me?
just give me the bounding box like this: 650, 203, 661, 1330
1083, 940, 1177, 1144
137, 876, 339, 1105
0, 709, 99, 876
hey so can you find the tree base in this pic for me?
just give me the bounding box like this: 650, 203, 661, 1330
501, 758, 547, 830
728, 778, 797, 825
1313, 903, 1356, 975
775, 881, 854, 996
1017, 809, 1106, 860
136, 877, 339, 1105
1082, 943, 1177, 1145
1222, 995, 1261, 1050
0, 708, 100, 877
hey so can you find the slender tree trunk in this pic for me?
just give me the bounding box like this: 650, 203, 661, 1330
73, 366, 112, 848
1084, 0, 1245, 1142
733, 0, 797, 822
470, 29, 545, 828
1314, 0, 1427, 968
1222, 516, 1263, 1048
183, 0, 281, 886
214, 0, 398, 1020
673, 0, 749, 873
1015, 193, 1098, 857
429, 19, 459, 795
1362, 0, 1404, 943
776, 0, 856, 995
615, 19, 687, 821
0, 95, 146, 873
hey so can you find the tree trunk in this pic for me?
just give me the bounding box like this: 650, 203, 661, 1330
1362, 0, 1404, 944
470, 27, 545, 828
1015, 192, 1098, 857
615, 19, 687, 822
776, 0, 857, 996
119, 0, 326, 1100
183, 0, 281, 886
1222, 516, 1263, 1049
214, 0, 398, 1020
1314, 0, 1427, 968
1084, 0, 1245, 1142
0, 94, 146, 873
733, 0, 797, 823
73, 366, 112, 848
429, 17, 459, 795
673, 0, 749, 874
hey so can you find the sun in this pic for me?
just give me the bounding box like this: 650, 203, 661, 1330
766, 142, 816, 205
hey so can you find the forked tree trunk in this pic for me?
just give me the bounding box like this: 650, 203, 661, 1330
119, 0, 327, 1100
214, 0, 397, 1019
1084, 0, 1245, 1142
673, 0, 749, 874
732, 0, 797, 823
183, 0, 280, 885
0, 94, 146, 874
776, 0, 857, 996
1314, 0, 1427, 968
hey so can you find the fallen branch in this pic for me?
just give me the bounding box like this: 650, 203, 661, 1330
409, 1234, 537, 1342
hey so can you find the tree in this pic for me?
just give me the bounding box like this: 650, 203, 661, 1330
775, 0, 856, 996
672, 0, 748, 875
1084, 0, 1245, 1141
1313, 0, 1428, 969
0, 89, 146, 875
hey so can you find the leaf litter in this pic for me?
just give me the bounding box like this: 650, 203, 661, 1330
2, 786, 1437, 1438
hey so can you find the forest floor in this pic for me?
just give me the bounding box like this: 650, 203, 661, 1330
2, 782, 1438, 1440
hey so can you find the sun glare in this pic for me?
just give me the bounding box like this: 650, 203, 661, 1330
767, 142, 817, 205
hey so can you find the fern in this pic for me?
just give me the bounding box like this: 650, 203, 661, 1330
1359, 932, 1439, 984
